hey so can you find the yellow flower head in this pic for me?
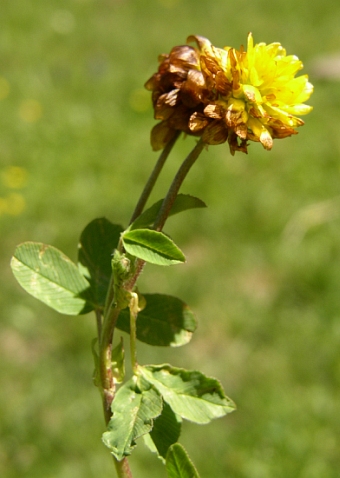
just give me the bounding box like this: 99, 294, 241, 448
146, 34, 313, 154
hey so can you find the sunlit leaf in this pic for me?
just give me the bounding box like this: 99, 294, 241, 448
122, 229, 185, 265
102, 379, 162, 460
140, 364, 236, 424
11, 242, 93, 315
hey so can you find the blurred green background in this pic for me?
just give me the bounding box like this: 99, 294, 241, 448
1, 0, 340, 477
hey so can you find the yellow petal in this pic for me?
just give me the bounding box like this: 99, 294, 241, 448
247, 117, 273, 150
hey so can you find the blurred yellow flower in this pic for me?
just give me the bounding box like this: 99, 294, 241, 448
19, 99, 43, 123
0, 167, 28, 217
1, 166, 28, 189
146, 33, 313, 154
0, 193, 26, 216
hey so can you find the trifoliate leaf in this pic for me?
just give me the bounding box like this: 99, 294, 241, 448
140, 364, 235, 424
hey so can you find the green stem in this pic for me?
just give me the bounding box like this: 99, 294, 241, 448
153, 138, 205, 231
104, 131, 181, 344
129, 131, 180, 225
114, 458, 133, 478
124, 138, 206, 292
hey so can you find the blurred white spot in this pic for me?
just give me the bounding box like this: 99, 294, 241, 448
282, 196, 340, 244
68, 104, 93, 128
310, 54, 340, 80
51, 10, 76, 35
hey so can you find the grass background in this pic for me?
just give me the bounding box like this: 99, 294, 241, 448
1, 0, 340, 477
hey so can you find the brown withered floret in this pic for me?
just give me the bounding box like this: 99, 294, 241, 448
145, 44, 214, 151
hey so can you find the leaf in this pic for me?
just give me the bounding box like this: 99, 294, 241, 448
130, 194, 207, 230
122, 229, 185, 266
140, 364, 236, 424
166, 443, 200, 478
146, 402, 182, 462
11, 242, 93, 315
102, 379, 162, 461
78, 218, 123, 308
116, 294, 197, 347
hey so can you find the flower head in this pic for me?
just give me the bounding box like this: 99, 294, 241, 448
146, 33, 313, 154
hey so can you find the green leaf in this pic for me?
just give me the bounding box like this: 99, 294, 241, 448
122, 229, 185, 266
166, 443, 200, 478
78, 218, 123, 308
145, 402, 182, 462
116, 294, 197, 347
140, 364, 236, 424
130, 194, 207, 230
11, 242, 93, 315
102, 379, 162, 461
